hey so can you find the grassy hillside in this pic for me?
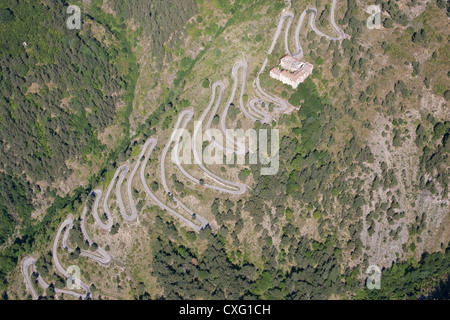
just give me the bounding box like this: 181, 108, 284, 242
1, 0, 448, 300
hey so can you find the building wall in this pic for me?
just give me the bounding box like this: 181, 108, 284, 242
269, 61, 314, 89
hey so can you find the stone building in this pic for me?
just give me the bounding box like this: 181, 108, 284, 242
269, 55, 313, 89
280, 54, 304, 72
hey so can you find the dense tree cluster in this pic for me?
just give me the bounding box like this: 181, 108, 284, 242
358, 244, 450, 299
112, 0, 198, 66
0, 173, 33, 245
0, 0, 138, 273
150, 218, 351, 299
0, 1, 131, 184
415, 117, 450, 197
1, 0, 448, 301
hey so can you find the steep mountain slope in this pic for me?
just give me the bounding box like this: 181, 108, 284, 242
0, 0, 448, 300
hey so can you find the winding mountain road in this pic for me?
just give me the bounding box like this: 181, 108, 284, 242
52, 219, 91, 299
218, 61, 272, 153
21, 0, 346, 299
140, 137, 208, 231
61, 214, 111, 265
99, 165, 128, 229
253, 0, 345, 111
125, 137, 158, 222
172, 106, 247, 195
115, 165, 134, 221
160, 110, 210, 229
22, 256, 89, 300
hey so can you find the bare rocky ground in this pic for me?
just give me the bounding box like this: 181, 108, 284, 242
359, 92, 449, 269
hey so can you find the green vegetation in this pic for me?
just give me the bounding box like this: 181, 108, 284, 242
202, 78, 210, 88
0, 0, 139, 246
415, 118, 450, 195
111, 0, 198, 68
150, 219, 350, 299
1, 0, 448, 301
0, 0, 139, 296
357, 246, 450, 299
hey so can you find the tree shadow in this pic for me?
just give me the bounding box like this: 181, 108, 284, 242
419, 275, 450, 300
